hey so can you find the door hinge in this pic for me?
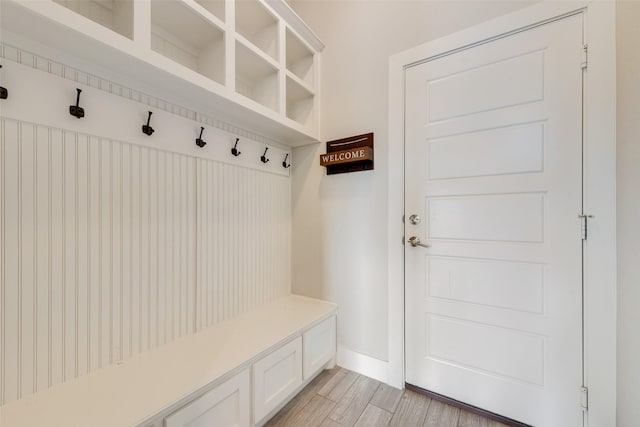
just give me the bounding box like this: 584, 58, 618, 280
579, 214, 594, 240
582, 44, 588, 69
581, 386, 589, 411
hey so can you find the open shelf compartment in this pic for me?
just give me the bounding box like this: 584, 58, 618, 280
286, 28, 314, 86
194, 0, 225, 22
235, 0, 279, 61
235, 41, 280, 112
151, 0, 225, 84
286, 75, 314, 129
53, 0, 134, 39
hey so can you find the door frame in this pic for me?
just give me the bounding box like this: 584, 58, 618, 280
387, 2, 616, 425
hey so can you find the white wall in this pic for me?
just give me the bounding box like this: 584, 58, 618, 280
616, 1, 640, 425
292, 0, 640, 423
290, 0, 535, 364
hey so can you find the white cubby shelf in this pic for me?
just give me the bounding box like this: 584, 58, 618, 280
286, 74, 315, 129
236, 40, 280, 112
53, 0, 135, 40
194, 0, 225, 23
235, 0, 279, 61
151, 0, 226, 85
286, 27, 314, 86
0, 0, 324, 146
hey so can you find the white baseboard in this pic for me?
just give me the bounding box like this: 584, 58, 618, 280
336, 346, 389, 384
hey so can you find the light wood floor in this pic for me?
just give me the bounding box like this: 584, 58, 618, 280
265, 367, 510, 427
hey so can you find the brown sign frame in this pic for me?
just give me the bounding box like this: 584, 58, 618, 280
320, 132, 374, 175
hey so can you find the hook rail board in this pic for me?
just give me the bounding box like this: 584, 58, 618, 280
320, 132, 374, 175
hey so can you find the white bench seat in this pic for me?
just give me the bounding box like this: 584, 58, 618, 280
0, 295, 337, 427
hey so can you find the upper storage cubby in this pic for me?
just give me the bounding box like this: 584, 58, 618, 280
286, 75, 314, 128
53, 0, 134, 39
286, 28, 314, 86
236, 41, 279, 112
2, 0, 324, 145
151, 0, 225, 85
194, 0, 225, 22
235, 0, 279, 61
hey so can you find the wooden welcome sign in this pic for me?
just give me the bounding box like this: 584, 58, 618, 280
320, 133, 374, 175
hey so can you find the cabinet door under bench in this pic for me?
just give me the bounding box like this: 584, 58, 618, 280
303, 316, 337, 380
253, 337, 304, 424
163, 369, 251, 427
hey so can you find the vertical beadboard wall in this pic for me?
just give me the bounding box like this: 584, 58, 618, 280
196, 160, 291, 329
0, 46, 291, 405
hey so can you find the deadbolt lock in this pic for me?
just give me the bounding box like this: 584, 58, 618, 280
409, 214, 421, 225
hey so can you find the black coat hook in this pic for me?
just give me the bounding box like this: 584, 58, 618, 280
231, 138, 241, 156
261, 147, 270, 164
142, 111, 154, 136
282, 153, 291, 169
69, 88, 84, 118
0, 65, 7, 100
196, 126, 206, 148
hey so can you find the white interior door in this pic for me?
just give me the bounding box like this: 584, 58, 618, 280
404, 14, 584, 426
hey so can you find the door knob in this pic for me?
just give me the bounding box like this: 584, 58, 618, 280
408, 214, 421, 225
408, 236, 430, 248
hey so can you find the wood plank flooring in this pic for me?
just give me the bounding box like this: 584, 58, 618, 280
265, 367, 510, 427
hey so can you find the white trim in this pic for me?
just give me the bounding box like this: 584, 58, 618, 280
265, 0, 325, 52
581, 2, 617, 425
336, 346, 389, 385
388, 2, 616, 425
387, 52, 405, 390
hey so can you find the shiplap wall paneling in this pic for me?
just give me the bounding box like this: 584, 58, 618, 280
0, 51, 293, 406
0, 119, 197, 405
196, 159, 291, 331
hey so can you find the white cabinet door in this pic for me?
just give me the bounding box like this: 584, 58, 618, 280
253, 337, 303, 423
303, 316, 336, 380
164, 369, 250, 427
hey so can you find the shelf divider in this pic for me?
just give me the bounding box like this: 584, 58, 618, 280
278, 19, 287, 116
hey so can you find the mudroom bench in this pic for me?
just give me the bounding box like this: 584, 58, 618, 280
0, 295, 337, 427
